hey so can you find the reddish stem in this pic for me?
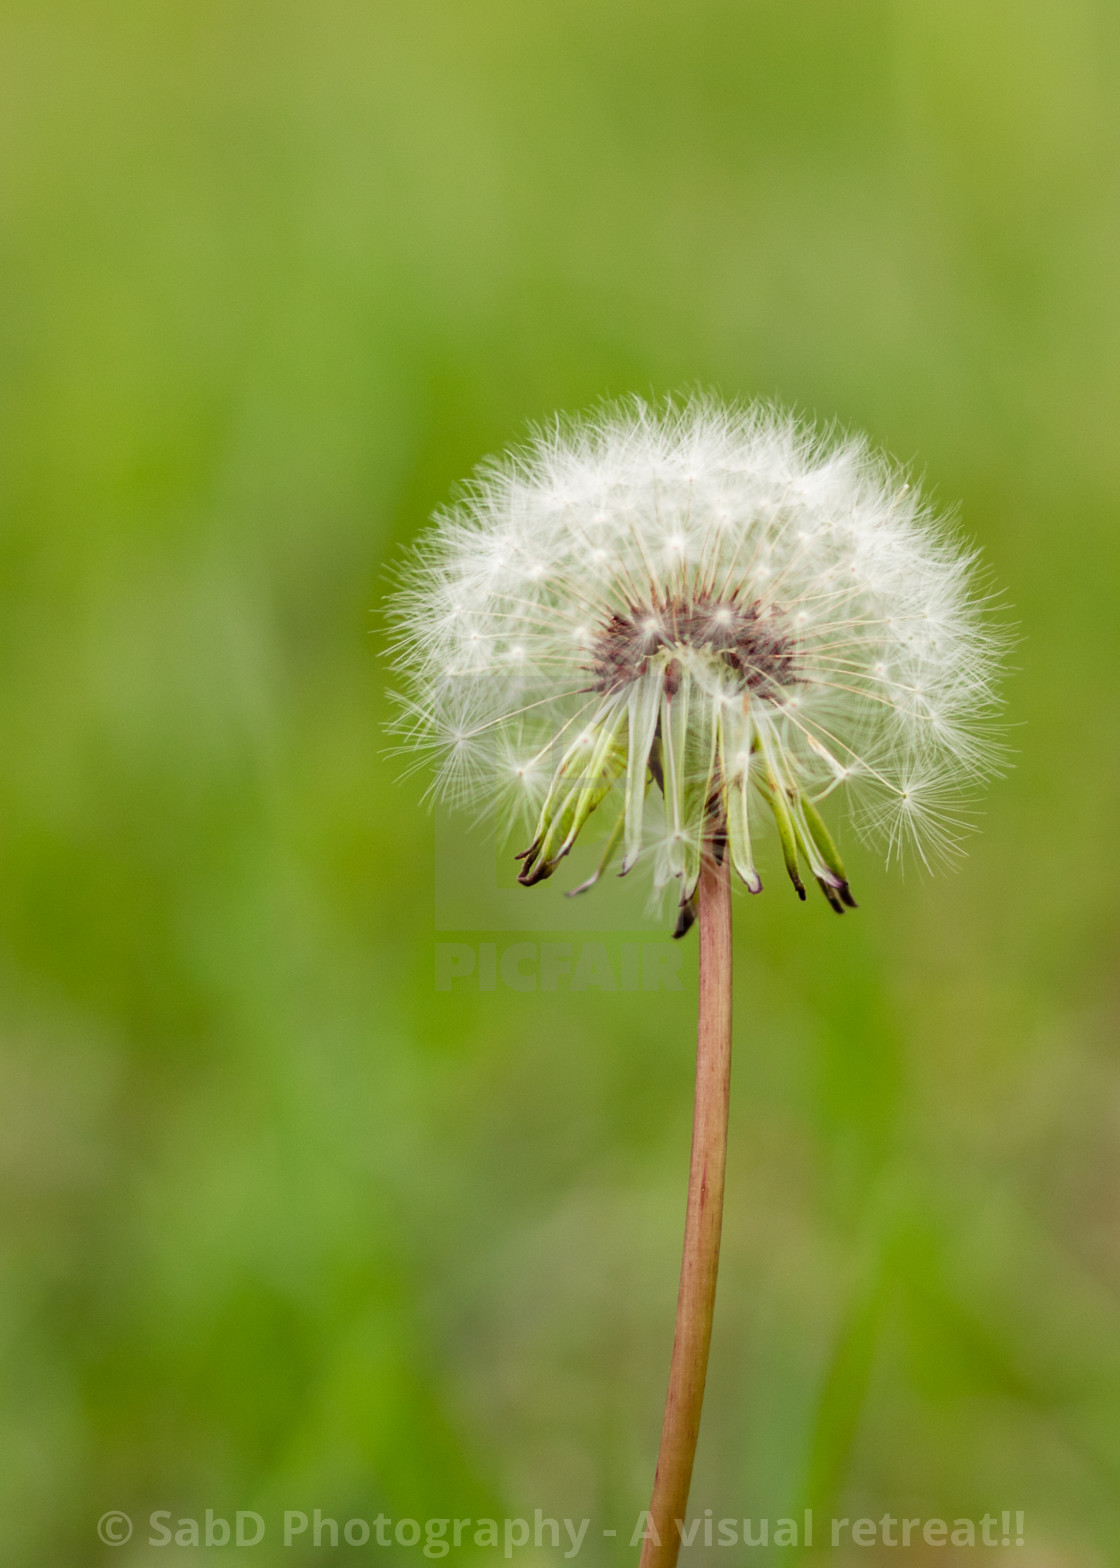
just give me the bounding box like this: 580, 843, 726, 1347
639, 846, 733, 1568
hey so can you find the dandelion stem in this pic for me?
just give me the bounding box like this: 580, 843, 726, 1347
640, 840, 733, 1568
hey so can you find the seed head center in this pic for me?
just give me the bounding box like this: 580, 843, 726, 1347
588, 593, 797, 697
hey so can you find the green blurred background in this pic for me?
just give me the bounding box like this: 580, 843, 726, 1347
1, 2, 1118, 1563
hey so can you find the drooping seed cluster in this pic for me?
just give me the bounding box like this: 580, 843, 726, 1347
388, 397, 1004, 929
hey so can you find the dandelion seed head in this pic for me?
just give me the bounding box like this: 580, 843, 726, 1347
387, 396, 1007, 918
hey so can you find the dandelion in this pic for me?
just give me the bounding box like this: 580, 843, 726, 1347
387, 397, 1004, 1568
391, 398, 1001, 917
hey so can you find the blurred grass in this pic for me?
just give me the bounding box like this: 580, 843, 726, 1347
0, 1, 1118, 1563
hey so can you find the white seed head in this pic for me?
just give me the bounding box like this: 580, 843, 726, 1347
387, 397, 1005, 918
